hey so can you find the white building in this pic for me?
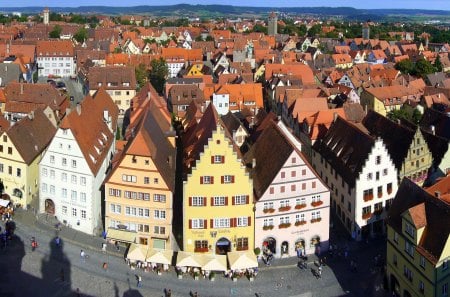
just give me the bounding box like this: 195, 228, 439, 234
36, 40, 76, 78
39, 89, 119, 235
312, 116, 398, 241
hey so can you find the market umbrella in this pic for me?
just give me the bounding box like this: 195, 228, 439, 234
200, 254, 227, 272
227, 251, 258, 270
126, 243, 147, 262
146, 248, 174, 265
175, 251, 202, 267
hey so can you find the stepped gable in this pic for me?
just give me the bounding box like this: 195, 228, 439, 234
362, 110, 415, 170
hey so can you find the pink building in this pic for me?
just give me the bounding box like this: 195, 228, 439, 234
245, 117, 330, 258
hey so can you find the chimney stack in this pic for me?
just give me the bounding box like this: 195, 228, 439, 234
252, 158, 256, 169
20, 83, 24, 95
76, 103, 81, 115
333, 112, 338, 122
435, 191, 441, 198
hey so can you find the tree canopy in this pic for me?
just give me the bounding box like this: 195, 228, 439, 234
150, 58, 169, 94
73, 27, 88, 43
49, 25, 62, 39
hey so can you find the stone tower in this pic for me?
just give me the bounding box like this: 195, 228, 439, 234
362, 21, 370, 40
268, 12, 277, 36
43, 7, 49, 25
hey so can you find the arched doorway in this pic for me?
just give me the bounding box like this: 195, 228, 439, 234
263, 237, 276, 254
215, 237, 231, 255
295, 239, 306, 257
281, 241, 289, 255
390, 274, 400, 296
311, 235, 321, 255
44, 199, 55, 215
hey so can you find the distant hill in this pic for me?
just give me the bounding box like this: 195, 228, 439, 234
1, 4, 450, 19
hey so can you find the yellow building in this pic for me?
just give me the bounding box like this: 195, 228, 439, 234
386, 178, 450, 297
104, 101, 176, 249
180, 103, 254, 254
0, 110, 56, 209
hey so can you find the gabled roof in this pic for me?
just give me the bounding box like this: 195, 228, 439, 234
387, 178, 450, 265
59, 88, 118, 175
221, 111, 247, 136
88, 66, 136, 90
313, 116, 376, 187
362, 110, 416, 170
4, 109, 56, 165
244, 121, 294, 199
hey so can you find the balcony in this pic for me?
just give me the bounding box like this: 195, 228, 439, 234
310, 218, 322, 224
363, 194, 374, 202
263, 208, 275, 214
362, 212, 372, 220
311, 201, 323, 207
295, 204, 307, 210
278, 206, 291, 212
295, 220, 307, 226
263, 225, 274, 231
278, 223, 291, 229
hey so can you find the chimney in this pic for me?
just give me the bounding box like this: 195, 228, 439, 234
333, 112, 338, 122
252, 158, 256, 169
28, 111, 34, 120
435, 191, 441, 198
20, 83, 24, 95
430, 125, 435, 135
76, 103, 81, 115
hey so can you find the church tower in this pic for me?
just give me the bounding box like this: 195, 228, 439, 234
268, 12, 277, 36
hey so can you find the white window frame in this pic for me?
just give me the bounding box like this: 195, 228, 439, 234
214, 196, 226, 206
192, 196, 204, 206
234, 195, 246, 205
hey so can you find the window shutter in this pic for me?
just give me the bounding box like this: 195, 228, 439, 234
230, 218, 235, 227
234, 218, 237, 227
210, 219, 214, 228
203, 219, 207, 229
221, 176, 224, 184
211, 176, 214, 184
246, 195, 249, 204
221, 156, 225, 163
232, 196, 235, 205
189, 197, 192, 206
211, 156, 214, 163
203, 197, 207, 206
200, 176, 204, 184
231, 175, 235, 183
189, 219, 192, 229
225, 196, 228, 205
248, 216, 251, 226
210, 197, 214, 206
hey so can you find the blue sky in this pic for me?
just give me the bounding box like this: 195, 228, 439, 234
4, 0, 450, 10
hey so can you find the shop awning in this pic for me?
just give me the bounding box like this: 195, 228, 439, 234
227, 251, 258, 270
200, 254, 227, 272
106, 228, 136, 243
146, 248, 174, 265
126, 243, 147, 262
175, 251, 203, 267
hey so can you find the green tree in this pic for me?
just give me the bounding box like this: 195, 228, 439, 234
252, 24, 267, 34
135, 63, 149, 91
69, 14, 86, 24
49, 25, 62, 39
307, 24, 322, 38
73, 27, 88, 43
395, 59, 414, 75
413, 58, 436, 78
49, 12, 63, 22
150, 58, 168, 94
434, 55, 443, 73
205, 35, 214, 41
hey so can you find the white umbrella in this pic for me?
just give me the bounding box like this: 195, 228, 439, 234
227, 251, 258, 270
146, 248, 174, 265
176, 251, 202, 267
200, 254, 227, 272
126, 243, 147, 262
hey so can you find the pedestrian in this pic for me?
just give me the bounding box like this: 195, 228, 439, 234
80, 250, 85, 262
102, 242, 107, 253
115, 241, 120, 251
165, 288, 172, 297
31, 237, 38, 251
136, 274, 142, 287
76, 288, 81, 297
318, 265, 322, 278
102, 262, 108, 271
55, 236, 61, 247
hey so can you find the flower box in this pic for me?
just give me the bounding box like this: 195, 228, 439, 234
278, 206, 291, 212
236, 246, 248, 251
362, 212, 372, 220
263, 225, 274, 231
194, 247, 209, 253
311, 201, 323, 207
310, 218, 322, 223
295, 204, 307, 210
263, 208, 275, 214
295, 220, 307, 226
278, 223, 291, 229
363, 194, 374, 202
377, 192, 383, 198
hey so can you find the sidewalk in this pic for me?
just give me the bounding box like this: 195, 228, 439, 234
12, 208, 321, 271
